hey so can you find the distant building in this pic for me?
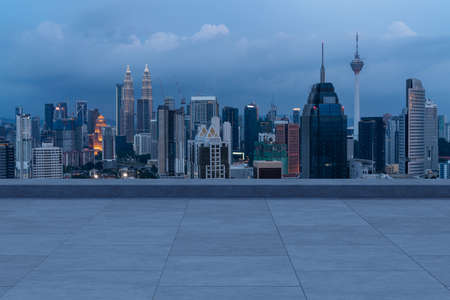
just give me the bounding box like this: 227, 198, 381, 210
301, 44, 347, 178
349, 158, 374, 179
87, 108, 99, 134
350, 33, 364, 140
190, 96, 219, 139
157, 104, 185, 177
222, 106, 240, 152
0, 138, 15, 178
54, 118, 77, 153
187, 117, 230, 179
134, 133, 153, 156
32, 143, 63, 179
102, 126, 115, 161
76, 101, 88, 125
385, 115, 400, 165
31, 116, 41, 148
439, 161, 450, 179
358, 117, 385, 173
121, 65, 135, 143
15, 107, 32, 178
253, 161, 282, 179
287, 124, 300, 176
253, 140, 288, 175
54, 102, 68, 120
424, 99, 438, 172
244, 103, 259, 164
115, 83, 123, 136
438, 115, 446, 140
93, 115, 107, 155
292, 108, 301, 125
399, 79, 426, 176
44, 103, 54, 130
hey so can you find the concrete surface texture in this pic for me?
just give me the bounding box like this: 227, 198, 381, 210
1, 197, 450, 299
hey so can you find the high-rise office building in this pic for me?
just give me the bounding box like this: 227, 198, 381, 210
54, 118, 77, 153
385, 115, 400, 165
115, 83, 123, 136
399, 79, 426, 176
350, 33, 364, 140
187, 116, 230, 179
0, 138, 15, 178
157, 104, 185, 177
292, 108, 301, 125
222, 106, 240, 152
31, 116, 41, 148
44, 103, 54, 130
87, 109, 99, 134
438, 115, 446, 140
102, 126, 115, 161
424, 99, 438, 172
190, 96, 219, 139
121, 65, 135, 143
266, 104, 277, 122
138, 64, 153, 133
32, 143, 63, 179
76, 101, 88, 125
15, 108, 32, 178
54, 102, 68, 120
301, 44, 347, 178
137, 99, 151, 134
244, 103, 259, 165
287, 124, 300, 176
358, 117, 386, 173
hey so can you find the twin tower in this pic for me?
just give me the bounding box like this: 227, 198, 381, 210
116, 65, 153, 143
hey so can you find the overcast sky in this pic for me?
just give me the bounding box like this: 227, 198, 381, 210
1, 0, 449, 121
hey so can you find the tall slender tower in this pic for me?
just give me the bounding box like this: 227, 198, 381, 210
122, 65, 135, 143
320, 42, 325, 83
350, 33, 364, 140
137, 64, 153, 133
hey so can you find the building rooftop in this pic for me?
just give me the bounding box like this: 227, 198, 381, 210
1, 181, 450, 299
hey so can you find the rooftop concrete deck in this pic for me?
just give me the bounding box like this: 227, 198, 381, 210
1, 182, 450, 299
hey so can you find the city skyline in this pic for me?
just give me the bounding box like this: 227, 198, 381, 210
1, 1, 450, 120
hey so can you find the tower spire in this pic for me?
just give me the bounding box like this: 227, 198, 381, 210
320, 42, 326, 83
355, 32, 359, 58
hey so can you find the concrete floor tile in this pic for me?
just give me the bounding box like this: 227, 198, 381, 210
171, 229, 286, 256
278, 225, 391, 247
387, 233, 450, 255
154, 286, 306, 300
38, 244, 167, 271
287, 245, 419, 271
0, 234, 67, 255
0, 255, 46, 286
301, 270, 450, 300
414, 255, 450, 287
1, 270, 159, 300
366, 216, 450, 235
160, 256, 299, 286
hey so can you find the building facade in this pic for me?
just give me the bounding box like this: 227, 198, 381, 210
32, 143, 63, 179
15, 108, 32, 178
0, 138, 15, 178
157, 105, 185, 177
424, 99, 439, 172
399, 79, 426, 176
121, 65, 135, 143
358, 117, 385, 173
134, 133, 153, 156
189, 96, 219, 139
222, 106, 240, 152
244, 103, 259, 165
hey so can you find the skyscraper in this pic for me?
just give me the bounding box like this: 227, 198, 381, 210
244, 103, 259, 164
287, 124, 300, 176
121, 65, 135, 143
31, 116, 41, 148
222, 106, 240, 152
76, 101, 88, 125
93, 115, 107, 155
350, 33, 364, 140
54, 102, 68, 120
32, 143, 63, 179
102, 126, 115, 161
115, 83, 123, 136
44, 103, 54, 130
0, 138, 15, 179
301, 44, 347, 178
190, 96, 219, 139
137, 65, 153, 134
358, 117, 386, 173
15, 107, 32, 179
385, 114, 400, 165
399, 79, 426, 176
424, 99, 438, 172
292, 108, 301, 125
438, 115, 446, 140
157, 104, 185, 177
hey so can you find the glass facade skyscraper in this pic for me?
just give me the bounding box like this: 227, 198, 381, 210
222, 106, 240, 152
244, 103, 258, 165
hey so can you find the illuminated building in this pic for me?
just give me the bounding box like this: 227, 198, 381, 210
93, 115, 107, 155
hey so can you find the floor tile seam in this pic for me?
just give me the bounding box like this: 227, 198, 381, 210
264, 198, 309, 300
151, 199, 190, 300
155, 284, 302, 288
0, 199, 114, 294
343, 199, 450, 291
